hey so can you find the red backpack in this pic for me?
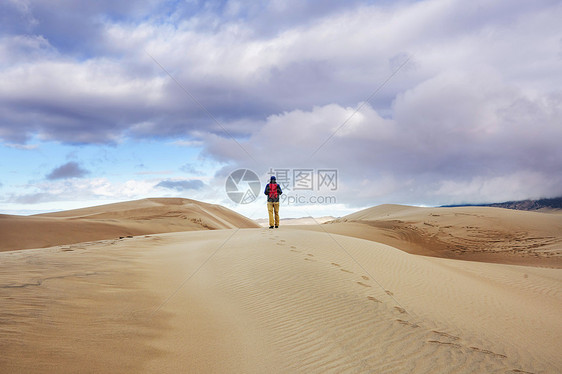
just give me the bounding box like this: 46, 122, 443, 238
268, 183, 278, 199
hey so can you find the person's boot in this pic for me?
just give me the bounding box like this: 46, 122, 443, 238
269, 226, 274, 229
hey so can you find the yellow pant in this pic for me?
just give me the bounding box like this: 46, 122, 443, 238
267, 202, 280, 227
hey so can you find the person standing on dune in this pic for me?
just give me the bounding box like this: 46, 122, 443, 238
264, 176, 283, 229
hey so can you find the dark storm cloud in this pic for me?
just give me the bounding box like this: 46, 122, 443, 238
155, 179, 205, 191
202, 76, 562, 206
46, 162, 90, 180
0, 0, 411, 145
0, 0, 161, 55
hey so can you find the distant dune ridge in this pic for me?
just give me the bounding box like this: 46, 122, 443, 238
0, 198, 259, 252
2, 199, 561, 265
318, 204, 562, 267
1, 198, 561, 373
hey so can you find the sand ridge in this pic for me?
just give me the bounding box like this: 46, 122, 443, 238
0, 198, 259, 252
311, 205, 562, 267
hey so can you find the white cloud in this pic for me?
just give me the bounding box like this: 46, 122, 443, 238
3, 177, 198, 206
4, 143, 39, 150
201, 69, 562, 207
171, 139, 204, 147
434, 171, 561, 204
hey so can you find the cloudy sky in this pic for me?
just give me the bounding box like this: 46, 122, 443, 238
1, 0, 561, 218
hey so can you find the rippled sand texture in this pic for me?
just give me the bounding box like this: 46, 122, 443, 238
2, 227, 560, 373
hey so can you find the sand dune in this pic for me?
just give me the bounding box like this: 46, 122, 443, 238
0, 198, 259, 252
1, 229, 560, 373
311, 205, 562, 268
1, 200, 561, 372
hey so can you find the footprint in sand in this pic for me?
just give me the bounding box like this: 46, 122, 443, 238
361, 275, 369, 280
306, 253, 314, 257
331, 263, 341, 267
427, 340, 462, 348
431, 331, 459, 341
290, 249, 302, 253
290, 245, 297, 249
357, 282, 371, 288
385, 290, 394, 296
469, 346, 507, 359
367, 296, 382, 303
340, 269, 354, 274
394, 306, 407, 314
396, 319, 419, 328
304, 257, 316, 262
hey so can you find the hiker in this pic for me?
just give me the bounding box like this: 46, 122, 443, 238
264, 176, 283, 229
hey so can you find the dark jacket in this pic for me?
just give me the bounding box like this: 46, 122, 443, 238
264, 182, 283, 202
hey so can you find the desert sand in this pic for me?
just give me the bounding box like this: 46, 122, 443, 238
311, 204, 562, 268
1, 201, 561, 373
0, 198, 259, 252
255, 216, 336, 227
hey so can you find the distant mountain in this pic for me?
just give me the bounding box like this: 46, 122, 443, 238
443, 197, 562, 211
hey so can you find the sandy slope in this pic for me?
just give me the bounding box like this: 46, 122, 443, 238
1, 228, 560, 373
0, 198, 259, 252
312, 205, 562, 268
